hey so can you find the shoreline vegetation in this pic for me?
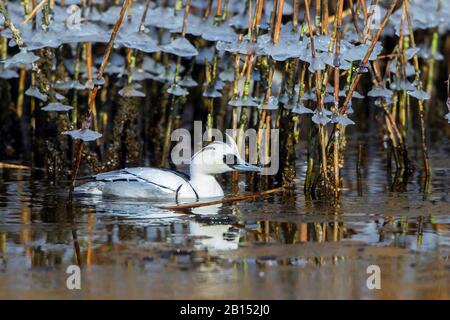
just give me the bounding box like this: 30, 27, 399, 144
0, 0, 449, 201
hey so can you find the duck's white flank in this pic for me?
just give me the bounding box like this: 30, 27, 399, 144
75, 139, 260, 200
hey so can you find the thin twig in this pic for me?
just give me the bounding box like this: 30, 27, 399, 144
160, 187, 284, 210
22, 0, 47, 24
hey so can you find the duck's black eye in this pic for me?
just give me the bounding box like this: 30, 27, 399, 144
223, 154, 238, 167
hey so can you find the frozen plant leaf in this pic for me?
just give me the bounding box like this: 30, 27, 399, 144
167, 84, 189, 96
0, 68, 19, 79
322, 52, 352, 70
308, 56, 326, 73
118, 86, 146, 98
292, 102, 314, 114
335, 115, 355, 126
25, 87, 47, 102
85, 77, 106, 89
351, 91, 365, 99
160, 38, 198, 58
302, 91, 316, 101
62, 129, 102, 142
216, 39, 259, 55
405, 47, 420, 60
264, 40, 305, 61
179, 76, 198, 87
368, 87, 393, 98
55, 93, 66, 101
343, 42, 383, 62
214, 80, 225, 91
228, 96, 258, 107
345, 104, 354, 115
131, 70, 154, 81
219, 69, 234, 82
201, 25, 237, 43
118, 32, 160, 53
279, 93, 292, 105
390, 80, 415, 91
4, 49, 40, 69
42, 102, 73, 112
407, 89, 431, 101
203, 87, 222, 98
323, 94, 335, 104
312, 111, 331, 126
259, 96, 279, 110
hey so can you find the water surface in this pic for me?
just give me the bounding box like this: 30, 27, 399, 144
0, 137, 449, 299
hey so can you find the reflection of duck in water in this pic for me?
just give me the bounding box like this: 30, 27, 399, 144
81, 198, 240, 251
75, 138, 260, 200
189, 205, 240, 251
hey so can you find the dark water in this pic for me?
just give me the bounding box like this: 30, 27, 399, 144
0, 135, 449, 299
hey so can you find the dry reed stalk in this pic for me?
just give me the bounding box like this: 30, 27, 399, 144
22, 0, 47, 24
71, 0, 131, 187
305, 0, 328, 185
215, 0, 223, 18
404, 0, 430, 177
273, 0, 284, 44
340, 0, 398, 115
252, 0, 264, 37
332, 0, 344, 197
160, 187, 284, 210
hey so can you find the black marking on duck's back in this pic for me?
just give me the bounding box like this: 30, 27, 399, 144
122, 169, 177, 192
156, 168, 199, 199
91, 167, 193, 194
156, 167, 190, 181
111, 178, 139, 182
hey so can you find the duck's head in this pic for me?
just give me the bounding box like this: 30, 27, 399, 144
190, 137, 261, 176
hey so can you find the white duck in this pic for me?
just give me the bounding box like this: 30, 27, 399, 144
75, 138, 260, 200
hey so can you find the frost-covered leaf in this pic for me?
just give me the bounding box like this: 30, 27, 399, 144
201, 25, 237, 43
390, 80, 415, 91
25, 87, 48, 102
228, 96, 258, 107
118, 32, 160, 53
160, 37, 198, 57
407, 89, 431, 100
42, 102, 73, 112
118, 86, 146, 98
179, 76, 198, 87
405, 47, 420, 60
259, 96, 279, 110
368, 87, 394, 98
203, 87, 222, 98
167, 84, 189, 96
4, 49, 40, 69
55, 92, 66, 101
312, 111, 331, 126
343, 41, 382, 62
0, 68, 19, 79
333, 115, 355, 126
292, 103, 314, 114
219, 69, 234, 82
62, 128, 102, 142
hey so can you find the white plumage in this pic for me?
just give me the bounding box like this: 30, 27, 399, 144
75, 139, 260, 200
